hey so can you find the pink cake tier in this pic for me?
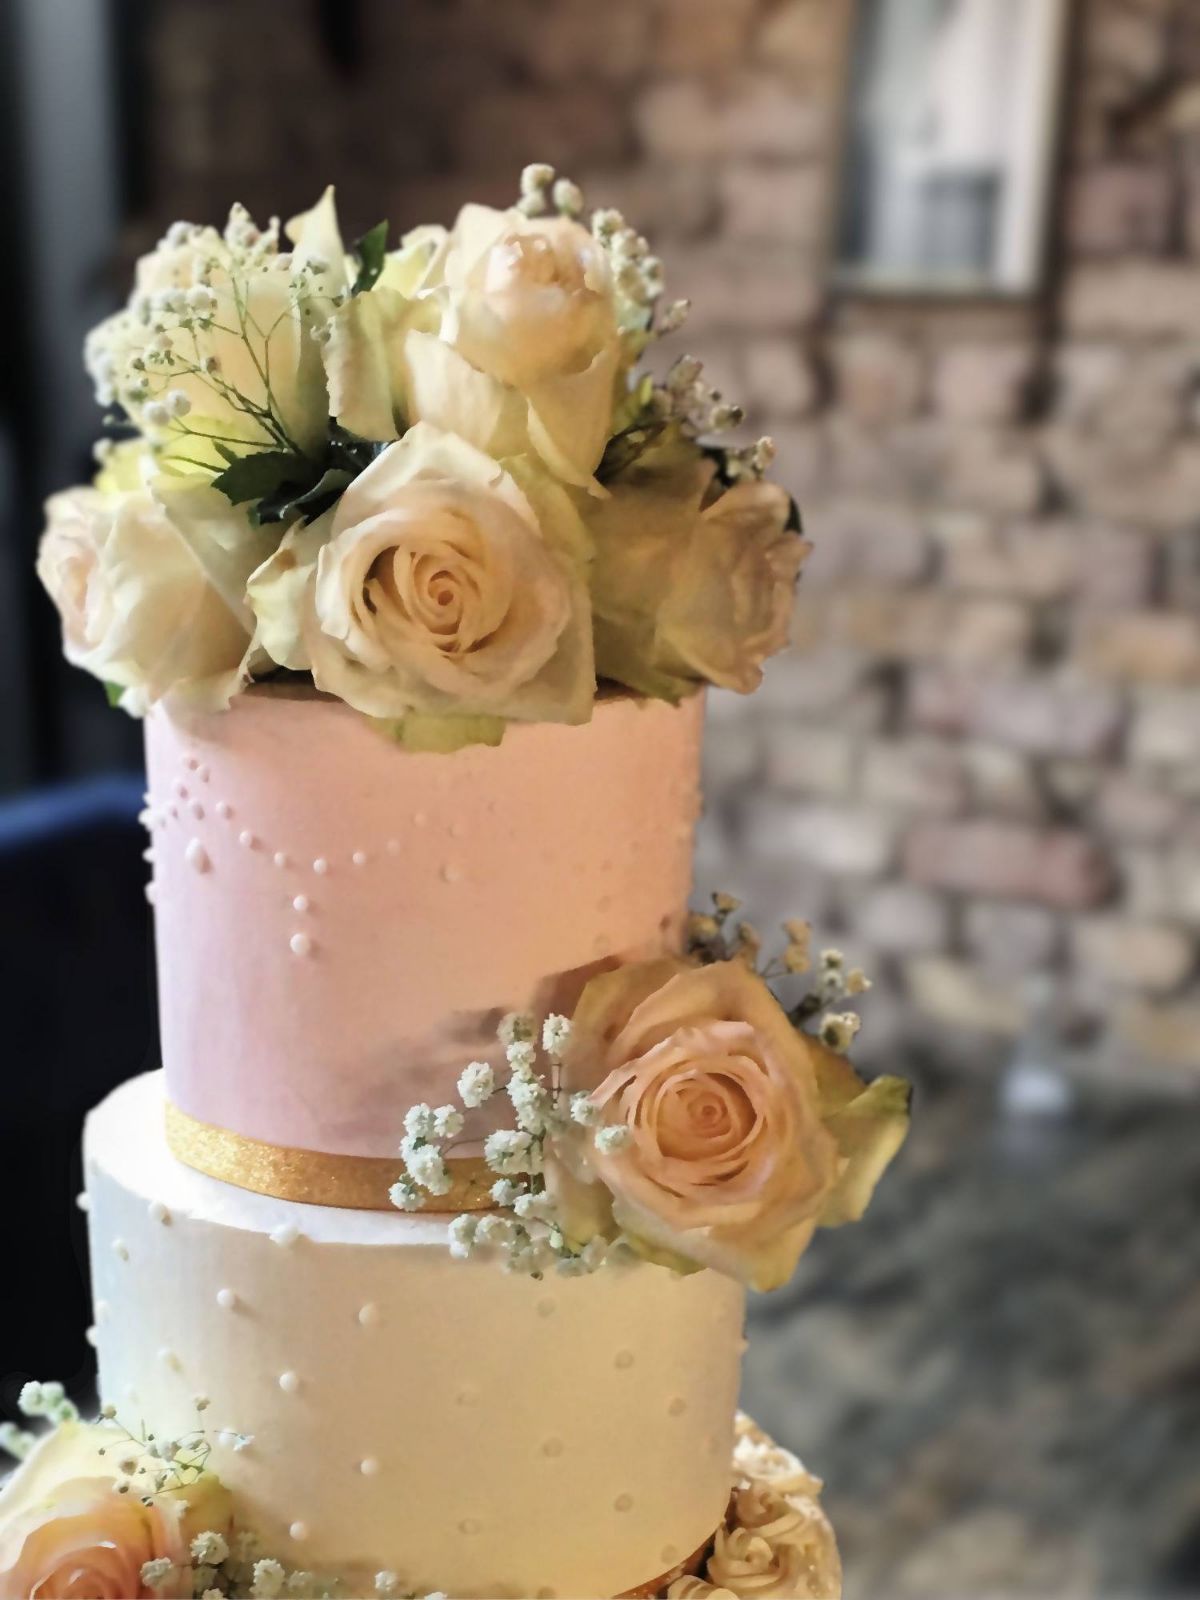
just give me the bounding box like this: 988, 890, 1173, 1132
143, 684, 704, 1164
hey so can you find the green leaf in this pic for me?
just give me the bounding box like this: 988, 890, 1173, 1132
212, 450, 308, 510
373, 712, 507, 754
257, 466, 354, 528
351, 220, 389, 296
104, 681, 125, 709
818, 1076, 912, 1228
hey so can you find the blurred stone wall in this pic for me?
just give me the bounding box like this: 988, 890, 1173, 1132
143, 0, 1200, 1072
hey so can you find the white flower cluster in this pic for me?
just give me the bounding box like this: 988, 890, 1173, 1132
393, 1011, 618, 1281
17, 1379, 79, 1428
86, 202, 337, 462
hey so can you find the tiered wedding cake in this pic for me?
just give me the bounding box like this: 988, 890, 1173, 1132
2, 168, 909, 1599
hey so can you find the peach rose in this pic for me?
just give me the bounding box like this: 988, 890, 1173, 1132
0, 1425, 209, 1600
554, 959, 843, 1290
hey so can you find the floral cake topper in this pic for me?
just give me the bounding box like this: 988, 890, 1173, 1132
37, 166, 807, 750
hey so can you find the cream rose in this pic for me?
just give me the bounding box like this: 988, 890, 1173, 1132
0, 1423, 230, 1600
554, 959, 843, 1290
707, 1489, 842, 1600
324, 205, 623, 490
716, 1485, 842, 1600
85, 191, 343, 470
37, 480, 262, 715
247, 423, 594, 734
584, 443, 809, 699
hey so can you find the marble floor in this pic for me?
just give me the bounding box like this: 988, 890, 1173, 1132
742, 1062, 1200, 1599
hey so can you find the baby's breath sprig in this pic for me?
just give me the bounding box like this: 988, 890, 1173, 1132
688, 895, 873, 1054
393, 1010, 617, 1280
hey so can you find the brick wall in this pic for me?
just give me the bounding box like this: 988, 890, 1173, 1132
143, 0, 1200, 1073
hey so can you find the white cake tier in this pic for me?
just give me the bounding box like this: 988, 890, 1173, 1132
144, 685, 704, 1161
85, 1073, 746, 1599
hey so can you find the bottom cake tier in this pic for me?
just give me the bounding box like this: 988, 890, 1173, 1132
83, 1073, 749, 1599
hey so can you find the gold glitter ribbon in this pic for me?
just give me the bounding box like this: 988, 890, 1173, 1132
164, 1101, 494, 1212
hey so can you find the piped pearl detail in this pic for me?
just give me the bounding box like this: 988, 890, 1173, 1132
184, 839, 210, 873
271, 1223, 301, 1248
76, 1191, 90, 1212
312, 857, 329, 875
459, 1517, 481, 1536
216, 801, 233, 820
148, 1200, 170, 1225
85, 1325, 98, 1347
273, 851, 289, 868
614, 1349, 635, 1370
289, 932, 313, 958
614, 1493, 633, 1513
412, 813, 427, 828
668, 1396, 687, 1417
359, 1457, 380, 1477
112, 1239, 129, 1261
278, 1371, 300, 1394
95, 1299, 110, 1322
145, 883, 157, 905
352, 850, 368, 866
357, 1303, 380, 1328
158, 1347, 179, 1370
292, 895, 310, 913
216, 1288, 238, 1311
441, 863, 463, 884
238, 830, 258, 850
289, 1521, 309, 1542
190, 801, 204, 820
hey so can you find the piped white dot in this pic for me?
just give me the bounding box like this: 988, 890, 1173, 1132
185, 839, 210, 873
351, 850, 368, 866
278, 1371, 300, 1394
667, 1396, 687, 1417
289, 932, 313, 958
292, 894, 310, 913
182, 755, 197, 771
190, 801, 205, 821
614, 1349, 635, 1370
148, 1200, 170, 1225
85, 1324, 98, 1347
359, 1456, 380, 1477
174, 780, 189, 799
412, 813, 427, 828
157, 1346, 180, 1370
271, 1223, 301, 1248
614, 1493, 633, 1513
75, 1191, 90, 1212
112, 1239, 129, 1262
357, 1303, 381, 1328
145, 882, 157, 906
289, 1522, 309, 1543
238, 830, 258, 850
273, 851, 290, 868
216, 801, 233, 820
197, 765, 210, 783
216, 1288, 238, 1311
441, 863, 463, 884
95, 1299, 110, 1323
312, 857, 329, 875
